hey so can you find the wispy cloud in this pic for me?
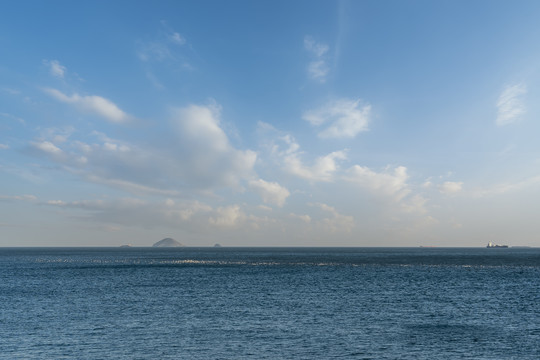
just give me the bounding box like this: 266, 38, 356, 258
138, 21, 188, 63
496, 83, 527, 126
311, 203, 354, 233
169, 31, 186, 45
161, 20, 186, 45
1, 88, 21, 95
1, 112, 26, 125
45, 197, 211, 228
138, 42, 173, 62
43, 59, 66, 78
146, 71, 165, 90
84, 176, 181, 197
472, 175, 540, 198
0, 194, 37, 202
137, 22, 191, 88
44, 88, 129, 123
303, 98, 371, 138
304, 36, 330, 82
304, 36, 329, 57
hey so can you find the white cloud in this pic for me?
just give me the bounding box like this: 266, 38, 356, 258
496, 83, 527, 126
43, 59, 66, 78
209, 205, 245, 227
303, 98, 371, 138
266, 132, 347, 182
284, 149, 347, 182
304, 36, 330, 82
249, 179, 290, 207
103, 142, 129, 152
345, 165, 410, 201
31, 141, 62, 155
28, 103, 256, 195
289, 213, 311, 223
47, 200, 67, 206
0, 144, 9, 150
344, 165, 429, 216
171, 103, 257, 188
438, 181, 463, 195
277, 134, 300, 154
44, 88, 129, 123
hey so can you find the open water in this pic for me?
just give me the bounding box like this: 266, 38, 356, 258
0, 247, 539, 359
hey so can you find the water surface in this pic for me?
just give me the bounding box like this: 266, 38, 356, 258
1, 247, 539, 359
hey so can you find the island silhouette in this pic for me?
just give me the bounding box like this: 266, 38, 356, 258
152, 238, 185, 247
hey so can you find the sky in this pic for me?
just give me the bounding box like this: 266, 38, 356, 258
2, 0, 540, 247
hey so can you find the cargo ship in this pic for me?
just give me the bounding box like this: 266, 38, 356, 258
486, 242, 508, 248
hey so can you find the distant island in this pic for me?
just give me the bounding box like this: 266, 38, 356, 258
214, 243, 222, 247
152, 238, 185, 247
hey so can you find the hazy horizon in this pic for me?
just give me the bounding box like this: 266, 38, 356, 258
2, 1, 540, 247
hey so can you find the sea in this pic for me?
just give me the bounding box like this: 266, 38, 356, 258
1, 247, 539, 359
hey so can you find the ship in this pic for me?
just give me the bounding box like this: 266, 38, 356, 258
486, 242, 508, 248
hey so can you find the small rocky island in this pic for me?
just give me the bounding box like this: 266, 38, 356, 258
152, 238, 185, 247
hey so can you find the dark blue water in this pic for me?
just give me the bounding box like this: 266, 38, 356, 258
1, 247, 539, 359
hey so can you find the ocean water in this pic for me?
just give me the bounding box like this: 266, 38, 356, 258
0, 247, 539, 359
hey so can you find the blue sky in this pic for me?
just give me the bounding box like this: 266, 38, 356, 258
2, 0, 540, 246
